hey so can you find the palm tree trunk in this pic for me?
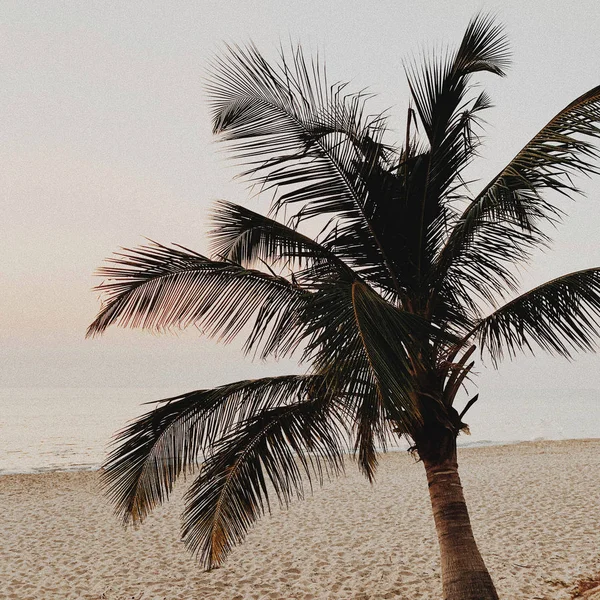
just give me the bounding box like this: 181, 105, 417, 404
423, 451, 499, 600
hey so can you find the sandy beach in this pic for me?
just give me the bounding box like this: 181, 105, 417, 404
1, 439, 599, 600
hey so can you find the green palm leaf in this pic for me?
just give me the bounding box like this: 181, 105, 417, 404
299, 280, 392, 478
351, 281, 422, 422
301, 280, 449, 475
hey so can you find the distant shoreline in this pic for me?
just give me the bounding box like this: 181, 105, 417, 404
2, 436, 598, 477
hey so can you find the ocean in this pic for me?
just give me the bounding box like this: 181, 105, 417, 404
0, 387, 598, 475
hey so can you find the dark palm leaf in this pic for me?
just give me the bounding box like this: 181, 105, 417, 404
299, 280, 391, 478
298, 280, 422, 477
102, 375, 325, 525
351, 281, 424, 422
469, 267, 600, 363
181, 397, 348, 569
208, 199, 356, 281
406, 13, 509, 143
207, 43, 399, 292
402, 14, 510, 283
86, 243, 308, 358
436, 84, 600, 305
302, 281, 445, 454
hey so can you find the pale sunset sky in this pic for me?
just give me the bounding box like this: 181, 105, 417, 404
2, 0, 599, 404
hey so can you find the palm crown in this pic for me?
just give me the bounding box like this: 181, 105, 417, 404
88, 14, 600, 573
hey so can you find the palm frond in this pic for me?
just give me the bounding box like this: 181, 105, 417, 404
351, 281, 424, 423
207, 43, 400, 292
302, 281, 445, 455
403, 14, 510, 282
436, 84, 600, 305
298, 280, 390, 478
87, 243, 308, 358
469, 268, 600, 363
436, 219, 537, 316
101, 375, 325, 525
298, 279, 429, 477
208, 200, 356, 281
406, 13, 509, 143
181, 397, 348, 569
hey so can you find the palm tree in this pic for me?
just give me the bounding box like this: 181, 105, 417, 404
88, 14, 600, 600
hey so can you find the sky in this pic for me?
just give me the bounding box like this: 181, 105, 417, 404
2, 0, 600, 404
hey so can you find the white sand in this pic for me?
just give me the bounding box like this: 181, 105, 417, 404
1, 439, 599, 600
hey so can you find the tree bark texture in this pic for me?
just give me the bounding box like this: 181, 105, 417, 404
423, 452, 499, 600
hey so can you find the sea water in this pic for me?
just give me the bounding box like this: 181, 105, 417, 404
0, 387, 598, 474
0, 387, 182, 474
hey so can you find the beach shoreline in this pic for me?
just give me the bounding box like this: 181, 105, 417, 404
0, 435, 592, 477
1, 438, 599, 599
